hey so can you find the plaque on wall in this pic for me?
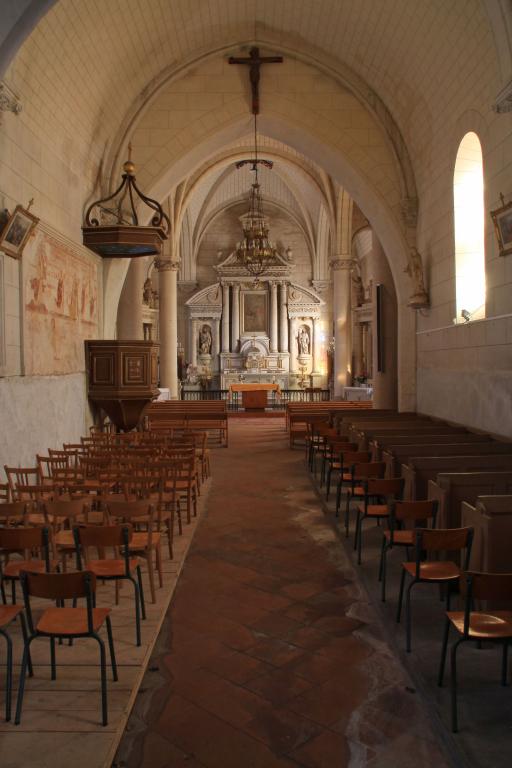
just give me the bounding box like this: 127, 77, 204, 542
242, 291, 268, 334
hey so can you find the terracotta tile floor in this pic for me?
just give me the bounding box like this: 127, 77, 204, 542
115, 420, 454, 768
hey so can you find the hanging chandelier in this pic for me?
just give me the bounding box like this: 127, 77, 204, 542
235, 116, 279, 276
82, 144, 170, 258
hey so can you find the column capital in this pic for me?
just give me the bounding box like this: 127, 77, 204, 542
330, 256, 356, 271
155, 258, 180, 272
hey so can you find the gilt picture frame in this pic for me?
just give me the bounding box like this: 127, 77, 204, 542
0, 204, 39, 259
491, 198, 512, 257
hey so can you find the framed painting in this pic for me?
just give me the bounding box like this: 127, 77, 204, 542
491, 197, 512, 257
0, 204, 39, 259
242, 291, 268, 334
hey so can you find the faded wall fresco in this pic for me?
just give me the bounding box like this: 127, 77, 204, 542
24, 229, 100, 375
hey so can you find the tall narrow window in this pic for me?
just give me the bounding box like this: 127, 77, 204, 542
454, 132, 485, 321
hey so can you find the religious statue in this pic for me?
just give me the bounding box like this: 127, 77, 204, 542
298, 326, 310, 355
198, 324, 212, 355
405, 247, 429, 308
351, 271, 365, 306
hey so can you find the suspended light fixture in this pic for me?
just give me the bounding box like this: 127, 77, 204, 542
82, 144, 170, 258
234, 116, 279, 276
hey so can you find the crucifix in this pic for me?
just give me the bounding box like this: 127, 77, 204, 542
229, 46, 283, 115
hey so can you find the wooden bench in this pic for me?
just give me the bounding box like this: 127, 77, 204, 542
370, 432, 491, 461
286, 402, 374, 448
348, 422, 468, 450
381, 440, 512, 478
146, 402, 228, 446
461, 495, 512, 572
428, 471, 512, 529
401, 454, 512, 500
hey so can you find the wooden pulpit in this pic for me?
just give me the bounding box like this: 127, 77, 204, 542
85, 340, 159, 431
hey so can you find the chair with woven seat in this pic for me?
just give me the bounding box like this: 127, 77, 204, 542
0, 526, 53, 604
106, 500, 162, 604
353, 476, 405, 564
0, 604, 30, 721
396, 526, 474, 652
15, 570, 117, 726
342, 460, 386, 536
438, 570, 512, 732
379, 499, 438, 602
73, 524, 146, 646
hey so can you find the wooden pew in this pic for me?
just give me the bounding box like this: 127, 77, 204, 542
286, 403, 375, 448
428, 471, 512, 529
402, 454, 512, 500
461, 495, 512, 572
382, 440, 512, 478
349, 423, 468, 450
146, 401, 228, 446
370, 432, 491, 461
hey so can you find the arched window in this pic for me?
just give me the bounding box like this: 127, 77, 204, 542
454, 132, 486, 321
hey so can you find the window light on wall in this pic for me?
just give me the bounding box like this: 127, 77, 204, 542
453, 132, 486, 322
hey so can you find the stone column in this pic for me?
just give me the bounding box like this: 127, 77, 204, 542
190, 319, 198, 367
368, 234, 397, 408
157, 259, 180, 398
330, 256, 353, 397
279, 282, 288, 353
289, 317, 298, 373
231, 283, 240, 352
213, 317, 221, 371
117, 258, 144, 339
270, 281, 279, 352
312, 317, 321, 373
222, 283, 230, 353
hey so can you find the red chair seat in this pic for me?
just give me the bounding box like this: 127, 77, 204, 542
447, 610, 512, 639
384, 530, 414, 545
86, 558, 139, 577
403, 561, 460, 581
4, 559, 56, 577
37, 607, 110, 635
0, 605, 23, 627
356, 504, 388, 518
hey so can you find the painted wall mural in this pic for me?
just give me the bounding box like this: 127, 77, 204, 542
24, 229, 100, 375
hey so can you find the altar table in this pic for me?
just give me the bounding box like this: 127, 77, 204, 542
229, 382, 281, 410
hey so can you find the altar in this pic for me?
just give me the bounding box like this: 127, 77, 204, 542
229, 382, 281, 410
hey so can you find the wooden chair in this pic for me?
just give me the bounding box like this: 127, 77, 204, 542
0, 604, 30, 721
15, 570, 117, 726
324, 441, 357, 498
40, 499, 96, 571
0, 501, 30, 528
0, 482, 11, 503
396, 527, 474, 652
438, 571, 512, 732
379, 499, 438, 602
73, 524, 146, 646
334, 451, 371, 518
342, 460, 386, 535
0, 526, 53, 604
353, 477, 405, 564
4, 467, 41, 502
106, 500, 162, 604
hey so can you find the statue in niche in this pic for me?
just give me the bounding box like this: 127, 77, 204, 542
404, 247, 427, 295
198, 324, 212, 355
298, 325, 310, 355
351, 270, 365, 306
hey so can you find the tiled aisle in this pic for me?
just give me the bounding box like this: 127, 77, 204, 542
115, 420, 454, 768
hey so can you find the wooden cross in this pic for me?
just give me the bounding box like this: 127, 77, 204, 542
229, 47, 283, 114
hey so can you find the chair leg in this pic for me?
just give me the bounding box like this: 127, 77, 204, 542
438, 618, 451, 686
378, 537, 385, 581
129, 577, 142, 647
344, 493, 351, 538
450, 639, 464, 733
92, 634, 108, 726
396, 568, 406, 623
0, 577, 6, 605
405, 579, 417, 652
502, 642, 509, 686
0, 629, 13, 721
14, 636, 35, 725
136, 566, 146, 620
335, 476, 342, 516
146, 552, 156, 604
354, 510, 360, 551
156, 542, 163, 588
50, 637, 56, 680
19, 613, 33, 677
325, 465, 331, 500
380, 542, 388, 602
105, 616, 118, 681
